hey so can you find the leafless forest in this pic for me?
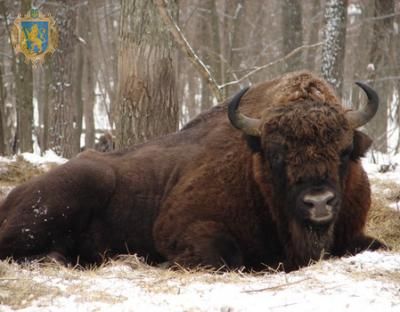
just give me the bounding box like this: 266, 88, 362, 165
0, 0, 398, 159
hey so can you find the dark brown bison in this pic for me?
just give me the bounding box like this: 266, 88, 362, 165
0, 71, 385, 271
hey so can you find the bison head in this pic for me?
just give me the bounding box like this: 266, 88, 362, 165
228, 80, 378, 232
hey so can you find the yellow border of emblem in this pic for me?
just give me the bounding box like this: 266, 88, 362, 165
11, 9, 58, 67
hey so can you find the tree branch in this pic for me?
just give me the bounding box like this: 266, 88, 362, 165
154, 0, 323, 101
153, 0, 223, 101
219, 42, 323, 89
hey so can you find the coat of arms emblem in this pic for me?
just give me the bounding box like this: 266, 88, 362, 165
11, 8, 58, 67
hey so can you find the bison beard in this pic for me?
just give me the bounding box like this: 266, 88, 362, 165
286, 221, 334, 269
0, 71, 386, 272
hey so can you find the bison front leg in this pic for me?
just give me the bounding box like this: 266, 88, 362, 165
155, 220, 243, 269
334, 234, 387, 257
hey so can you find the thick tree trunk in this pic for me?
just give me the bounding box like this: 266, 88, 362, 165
116, 0, 178, 148
14, 0, 33, 153
281, 0, 303, 72
48, 2, 77, 158
320, 0, 348, 97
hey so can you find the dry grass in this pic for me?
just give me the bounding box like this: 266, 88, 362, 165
1, 252, 399, 310
367, 178, 400, 251
0, 256, 251, 309
0, 157, 59, 201
0, 156, 46, 185
0, 260, 133, 309
0, 261, 62, 309
350, 268, 400, 285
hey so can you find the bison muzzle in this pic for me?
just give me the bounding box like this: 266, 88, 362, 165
0, 71, 386, 272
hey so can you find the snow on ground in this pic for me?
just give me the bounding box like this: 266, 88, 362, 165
0, 151, 67, 169
0, 153, 399, 311
0, 252, 399, 312
363, 154, 400, 213
19, 151, 67, 166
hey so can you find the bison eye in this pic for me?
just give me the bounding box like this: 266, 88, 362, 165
340, 144, 353, 160
339, 144, 353, 179
270, 152, 284, 165
265, 144, 286, 169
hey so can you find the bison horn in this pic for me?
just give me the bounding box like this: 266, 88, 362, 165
346, 82, 379, 128
228, 87, 262, 136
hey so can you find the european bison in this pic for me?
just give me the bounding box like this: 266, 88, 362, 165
0, 71, 385, 271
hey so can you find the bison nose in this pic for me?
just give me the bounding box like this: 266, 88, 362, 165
303, 190, 335, 223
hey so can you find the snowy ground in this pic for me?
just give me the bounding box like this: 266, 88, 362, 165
0, 251, 398, 312
0, 152, 399, 312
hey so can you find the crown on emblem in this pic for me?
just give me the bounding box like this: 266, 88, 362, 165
30, 8, 39, 18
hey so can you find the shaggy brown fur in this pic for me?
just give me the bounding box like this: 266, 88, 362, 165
0, 71, 384, 271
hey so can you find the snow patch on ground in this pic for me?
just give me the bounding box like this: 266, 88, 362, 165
0, 150, 67, 167
20, 150, 68, 165
0, 252, 399, 312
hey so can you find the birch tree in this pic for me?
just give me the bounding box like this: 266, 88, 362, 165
320, 0, 348, 97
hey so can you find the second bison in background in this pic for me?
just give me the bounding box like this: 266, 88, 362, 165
0, 71, 386, 271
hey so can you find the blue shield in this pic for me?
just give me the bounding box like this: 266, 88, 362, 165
20, 21, 49, 55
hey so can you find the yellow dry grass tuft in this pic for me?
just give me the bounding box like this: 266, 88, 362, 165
366, 179, 400, 251
0, 260, 62, 309
0, 156, 45, 185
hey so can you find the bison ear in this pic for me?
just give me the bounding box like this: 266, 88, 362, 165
351, 130, 373, 160
245, 134, 262, 153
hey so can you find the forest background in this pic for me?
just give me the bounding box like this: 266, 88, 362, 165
0, 0, 398, 160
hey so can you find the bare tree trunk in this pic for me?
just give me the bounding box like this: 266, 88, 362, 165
0, 29, 14, 155
84, 55, 95, 149
40, 61, 52, 153
84, 6, 95, 150
88, 0, 119, 130
206, 0, 225, 101
48, 2, 77, 158
305, 0, 321, 71
116, 0, 178, 148
320, 0, 348, 97
394, 9, 400, 153
14, 0, 33, 153
365, 0, 395, 153
186, 74, 198, 122
281, 0, 303, 72
223, 0, 245, 97
0, 56, 6, 155
199, 0, 219, 111
154, 0, 222, 101
73, 6, 85, 155
350, 0, 374, 111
